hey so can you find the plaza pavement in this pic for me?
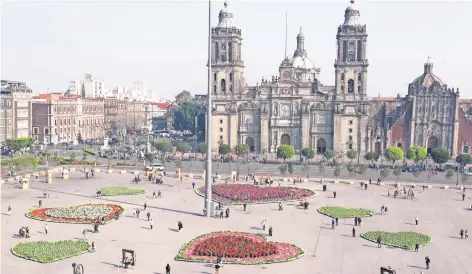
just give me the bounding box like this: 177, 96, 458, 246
1, 170, 472, 274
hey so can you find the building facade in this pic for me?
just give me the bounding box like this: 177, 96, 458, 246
68, 74, 105, 98
209, 1, 472, 156
0, 80, 33, 142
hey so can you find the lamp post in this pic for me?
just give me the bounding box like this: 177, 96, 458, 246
204, 0, 213, 217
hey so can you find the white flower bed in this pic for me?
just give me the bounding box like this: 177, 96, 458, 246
45, 205, 112, 220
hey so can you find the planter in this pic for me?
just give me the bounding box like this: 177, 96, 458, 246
22, 182, 29, 190
121, 170, 127, 174
133, 171, 139, 175
443, 185, 449, 190
427, 185, 432, 189
410, 183, 416, 188
188, 173, 194, 178
24, 174, 31, 178
94, 169, 100, 173
334, 180, 339, 184
62, 174, 69, 180
0, 179, 5, 184
69, 168, 76, 172
107, 169, 113, 174
7, 178, 14, 182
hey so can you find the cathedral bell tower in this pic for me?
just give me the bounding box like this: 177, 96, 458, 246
334, 0, 368, 101
210, 1, 245, 97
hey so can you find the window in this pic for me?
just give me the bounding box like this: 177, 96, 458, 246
348, 41, 355, 61
213, 85, 217, 93
349, 128, 353, 133
348, 143, 353, 150
349, 120, 353, 125
348, 79, 354, 93
357, 40, 362, 61
397, 142, 403, 148
358, 73, 362, 82
464, 146, 470, 154
213, 73, 217, 82
341, 85, 344, 92
44, 128, 50, 135
33, 127, 39, 134
228, 42, 233, 62
221, 79, 226, 92
219, 119, 223, 124
229, 73, 233, 82
219, 135, 223, 141
219, 128, 223, 132
348, 136, 353, 141
358, 85, 361, 93
341, 73, 345, 81
342, 41, 348, 61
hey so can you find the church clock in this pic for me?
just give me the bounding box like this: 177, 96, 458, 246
283, 71, 291, 80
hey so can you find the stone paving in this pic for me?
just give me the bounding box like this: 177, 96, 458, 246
1, 170, 472, 274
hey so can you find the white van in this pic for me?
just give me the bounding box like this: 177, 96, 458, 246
146, 163, 165, 171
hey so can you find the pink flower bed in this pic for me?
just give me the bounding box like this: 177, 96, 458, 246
196, 184, 315, 204
175, 231, 304, 264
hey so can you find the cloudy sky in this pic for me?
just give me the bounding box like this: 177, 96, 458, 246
2, 0, 471, 99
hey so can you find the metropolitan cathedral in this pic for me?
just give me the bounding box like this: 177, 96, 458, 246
209, 1, 472, 157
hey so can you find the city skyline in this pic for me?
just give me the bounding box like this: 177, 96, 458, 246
2, 1, 471, 99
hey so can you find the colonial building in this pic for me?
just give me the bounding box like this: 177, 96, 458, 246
209, 1, 472, 156
0, 80, 33, 141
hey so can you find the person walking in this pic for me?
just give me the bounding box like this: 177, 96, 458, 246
335, 217, 339, 226
91, 241, 96, 252
425, 256, 431, 270
192, 182, 195, 189
144, 201, 147, 210
460, 229, 464, 239
415, 216, 419, 225
331, 219, 335, 230
83, 229, 87, 241
158, 190, 162, 198
377, 235, 382, 248
153, 191, 156, 198
44, 223, 48, 234
149, 219, 153, 230
333, 190, 337, 199
463, 193, 466, 201
352, 227, 356, 237
38, 200, 42, 209
178, 221, 183, 231
261, 219, 266, 231
7, 205, 11, 216
165, 263, 171, 274
415, 243, 419, 252
465, 230, 468, 239
147, 211, 151, 221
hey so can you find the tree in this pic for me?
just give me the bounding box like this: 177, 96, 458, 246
301, 148, 315, 161
70, 152, 77, 161
301, 162, 311, 178
406, 146, 427, 163
456, 154, 472, 167
346, 163, 357, 177
77, 133, 83, 144
175, 90, 193, 105
198, 143, 208, 154
323, 149, 335, 162
380, 168, 390, 181
445, 169, 454, 182
155, 140, 173, 154
430, 148, 450, 164
346, 150, 358, 162
145, 153, 156, 163
279, 164, 287, 177
175, 159, 183, 170
364, 152, 380, 164
5, 137, 35, 151
176, 142, 191, 153
393, 166, 402, 183
218, 144, 231, 155
234, 144, 249, 176
277, 144, 295, 163
287, 163, 294, 177
412, 170, 422, 179
357, 164, 368, 176
171, 101, 205, 138
82, 152, 87, 161
333, 164, 342, 178
385, 147, 404, 166
318, 160, 325, 174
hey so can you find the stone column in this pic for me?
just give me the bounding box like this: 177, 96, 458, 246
452, 94, 460, 156
410, 96, 417, 146
260, 116, 269, 154
301, 113, 310, 150
229, 113, 238, 148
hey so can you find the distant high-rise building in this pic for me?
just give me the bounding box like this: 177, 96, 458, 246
0, 80, 33, 141
68, 74, 105, 98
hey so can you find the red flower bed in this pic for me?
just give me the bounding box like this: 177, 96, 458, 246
26, 203, 124, 224
176, 232, 304, 264
196, 184, 315, 204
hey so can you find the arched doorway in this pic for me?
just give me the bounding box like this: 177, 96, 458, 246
246, 137, 255, 152
316, 138, 326, 154
374, 142, 381, 155
280, 134, 290, 145
427, 136, 438, 154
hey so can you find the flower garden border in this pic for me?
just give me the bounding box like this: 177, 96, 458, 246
25, 203, 125, 224
11, 240, 91, 264
99, 186, 145, 196
175, 231, 305, 265
360, 231, 432, 250
317, 206, 374, 219
194, 184, 317, 205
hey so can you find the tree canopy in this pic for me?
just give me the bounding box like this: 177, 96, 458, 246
176, 142, 191, 153
456, 154, 472, 166
234, 144, 249, 157
406, 146, 427, 163
155, 140, 173, 153
323, 149, 335, 161
385, 147, 404, 165
277, 144, 295, 162
6, 137, 35, 151
171, 101, 206, 139
175, 90, 193, 105
198, 143, 207, 153
346, 150, 358, 162
301, 148, 315, 160
218, 144, 231, 155
365, 152, 380, 162
430, 148, 450, 164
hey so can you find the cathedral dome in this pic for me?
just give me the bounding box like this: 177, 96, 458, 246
411, 62, 445, 88
217, 1, 234, 28
291, 56, 315, 70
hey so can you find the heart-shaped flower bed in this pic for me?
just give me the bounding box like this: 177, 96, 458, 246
26, 203, 124, 224
361, 231, 432, 249
12, 240, 91, 263
176, 231, 304, 264
196, 184, 315, 204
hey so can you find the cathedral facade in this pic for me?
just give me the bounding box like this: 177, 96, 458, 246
209, 1, 472, 157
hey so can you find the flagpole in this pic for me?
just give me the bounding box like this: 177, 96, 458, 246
204, 0, 213, 218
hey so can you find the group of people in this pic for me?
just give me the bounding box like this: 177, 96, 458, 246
389, 187, 414, 199
459, 229, 469, 239
18, 226, 30, 238
83, 168, 95, 179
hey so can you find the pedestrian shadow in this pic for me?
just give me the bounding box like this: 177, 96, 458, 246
448, 236, 462, 239
36, 231, 45, 234
101, 262, 122, 269
1, 213, 9, 216
340, 234, 353, 237
141, 226, 150, 229
249, 226, 261, 230
168, 228, 179, 232
407, 265, 425, 269
404, 222, 416, 226
362, 244, 378, 248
